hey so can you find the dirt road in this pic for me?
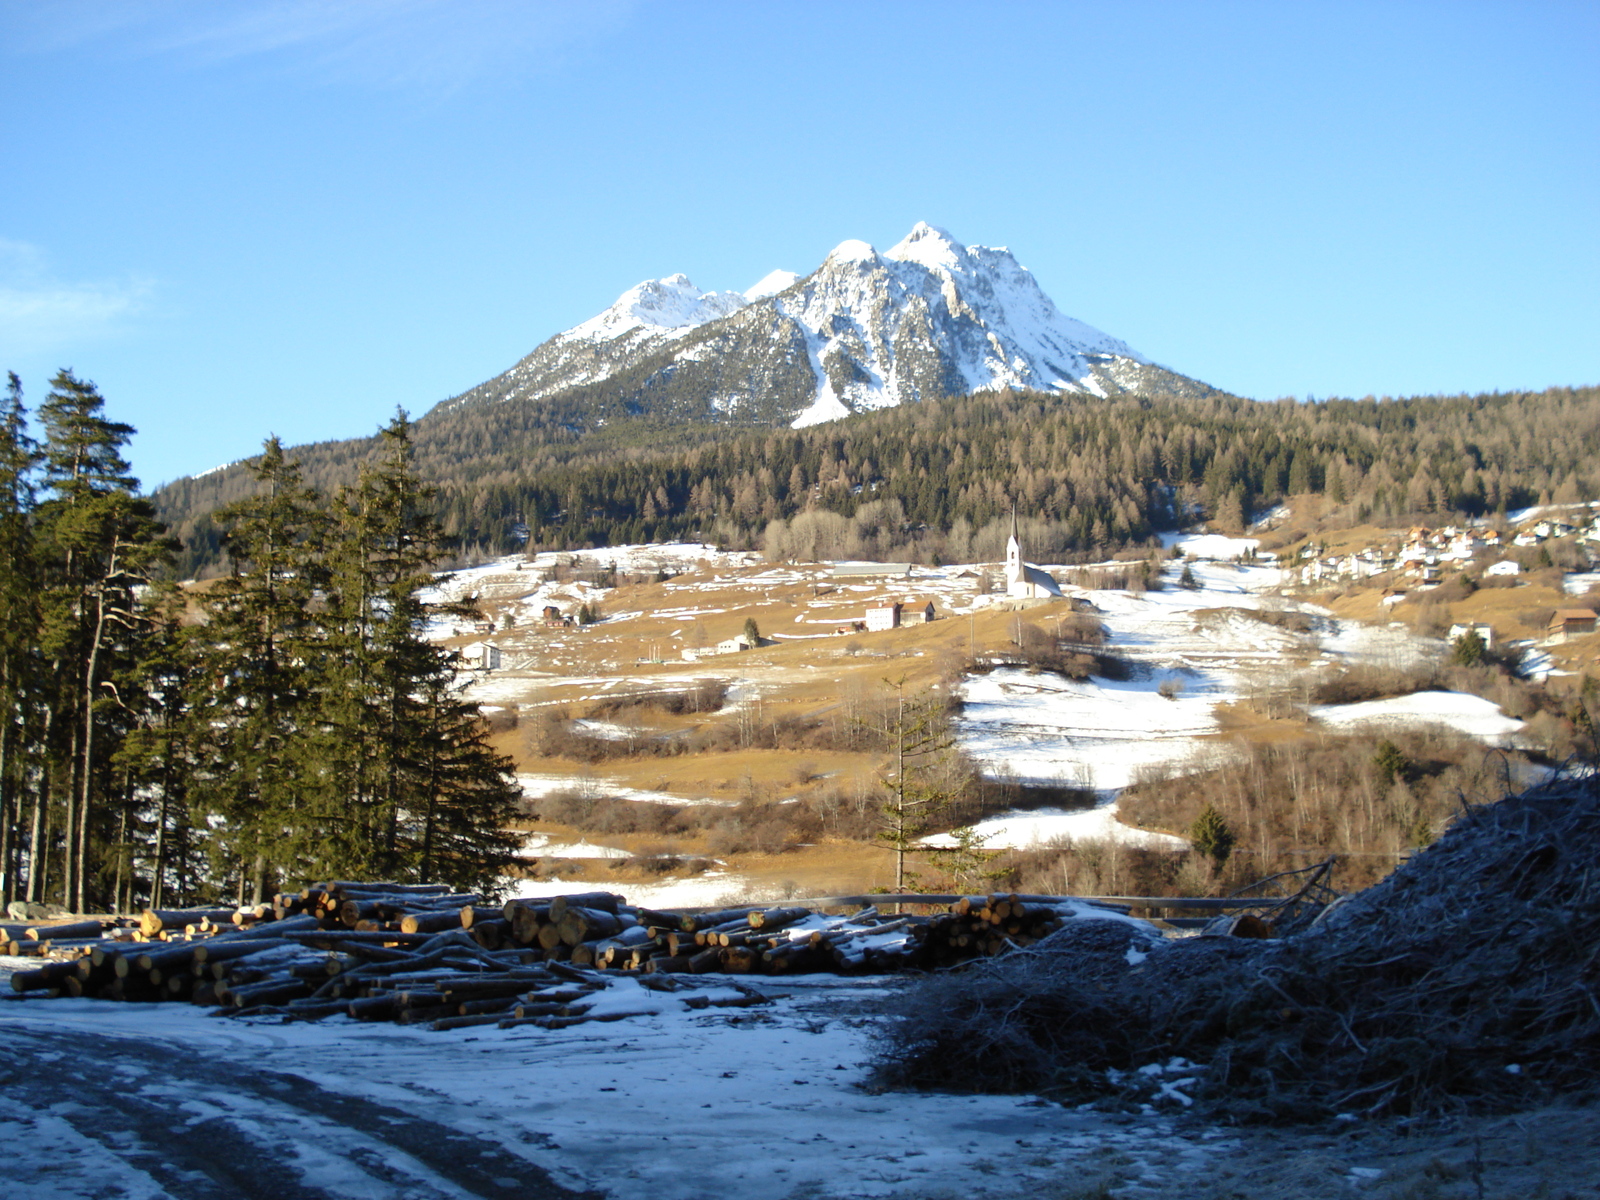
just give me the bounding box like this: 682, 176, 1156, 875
0, 1020, 596, 1200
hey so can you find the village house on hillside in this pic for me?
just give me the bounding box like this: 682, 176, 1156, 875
460, 641, 502, 670
1295, 514, 1600, 590
865, 603, 902, 631
1548, 608, 1598, 643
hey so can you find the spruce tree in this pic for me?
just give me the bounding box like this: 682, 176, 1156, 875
311, 411, 515, 886
192, 436, 329, 900
33, 370, 169, 911
0, 374, 41, 908
1189, 803, 1235, 866
113, 583, 205, 908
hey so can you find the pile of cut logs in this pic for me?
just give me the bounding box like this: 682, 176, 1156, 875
5, 884, 1124, 1031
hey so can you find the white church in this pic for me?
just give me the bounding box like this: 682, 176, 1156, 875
1005, 511, 1062, 599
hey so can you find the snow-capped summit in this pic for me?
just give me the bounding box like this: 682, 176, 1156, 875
567, 274, 749, 342
440, 224, 1214, 425
885, 222, 965, 271
824, 239, 880, 266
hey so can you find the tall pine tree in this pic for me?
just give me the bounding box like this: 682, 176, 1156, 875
192, 436, 330, 902
33, 370, 169, 910
302, 413, 517, 888
0, 374, 41, 907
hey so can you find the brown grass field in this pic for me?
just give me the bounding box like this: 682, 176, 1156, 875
452, 538, 1599, 899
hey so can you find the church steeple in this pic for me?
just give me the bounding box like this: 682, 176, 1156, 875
1005, 505, 1022, 583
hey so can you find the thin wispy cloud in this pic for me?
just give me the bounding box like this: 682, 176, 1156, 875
0, 240, 154, 358
4, 0, 635, 92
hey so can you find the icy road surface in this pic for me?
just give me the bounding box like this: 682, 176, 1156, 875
0, 971, 1228, 1200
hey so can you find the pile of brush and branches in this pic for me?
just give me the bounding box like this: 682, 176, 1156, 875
875, 771, 1600, 1121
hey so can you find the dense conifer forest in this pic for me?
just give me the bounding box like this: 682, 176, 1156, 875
156, 385, 1600, 577
0, 372, 518, 915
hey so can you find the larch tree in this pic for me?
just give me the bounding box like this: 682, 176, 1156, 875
876, 677, 956, 893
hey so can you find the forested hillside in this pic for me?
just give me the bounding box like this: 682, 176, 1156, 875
156, 385, 1600, 577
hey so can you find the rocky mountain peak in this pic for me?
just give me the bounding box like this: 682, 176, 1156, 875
436, 224, 1210, 427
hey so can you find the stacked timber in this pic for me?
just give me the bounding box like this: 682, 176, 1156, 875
909, 894, 1094, 969
7, 888, 1140, 1031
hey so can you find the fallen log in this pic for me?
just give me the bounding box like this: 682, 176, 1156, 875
25, 919, 108, 942
11, 960, 83, 992
557, 907, 625, 946
314, 881, 459, 898
228, 978, 314, 1008
399, 909, 468, 935
547, 892, 624, 923
747, 906, 811, 931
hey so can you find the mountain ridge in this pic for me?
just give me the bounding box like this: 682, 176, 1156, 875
435, 223, 1215, 428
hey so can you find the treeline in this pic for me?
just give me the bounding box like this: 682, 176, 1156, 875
0, 371, 519, 915
155, 384, 1600, 576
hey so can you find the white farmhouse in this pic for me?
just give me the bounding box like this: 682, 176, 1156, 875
865, 603, 902, 631
461, 642, 502, 671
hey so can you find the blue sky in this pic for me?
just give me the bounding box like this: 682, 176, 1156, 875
2, 0, 1596, 489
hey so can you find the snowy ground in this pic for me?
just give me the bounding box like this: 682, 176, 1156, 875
1564, 571, 1600, 597
514, 774, 733, 808
2, 537, 1562, 1197
0, 966, 1231, 1200
946, 546, 1488, 849
517, 833, 632, 859
957, 667, 1225, 794
921, 805, 1189, 852
1310, 692, 1525, 746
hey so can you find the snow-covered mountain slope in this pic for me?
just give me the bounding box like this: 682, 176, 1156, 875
438, 224, 1220, 427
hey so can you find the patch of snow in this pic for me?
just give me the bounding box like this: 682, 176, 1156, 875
1309, 691, 1523, 745
565, 274, 748, 343
1563, 572, 1600, 596
922, 804, 1188, 851
518, 833, 631, 859
825, 238, 878, 264
515, 774, 733, 808
1162, 531, 1261, 559
957, 667, 1228, 793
